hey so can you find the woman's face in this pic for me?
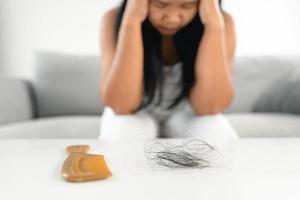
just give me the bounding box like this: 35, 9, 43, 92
148, 0, 199, 36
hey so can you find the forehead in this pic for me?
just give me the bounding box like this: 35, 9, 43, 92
153, 0, 198, 4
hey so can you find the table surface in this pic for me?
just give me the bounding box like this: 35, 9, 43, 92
1, 138, 300, 200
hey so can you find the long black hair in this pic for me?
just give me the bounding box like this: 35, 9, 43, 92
114, 0, 223, 112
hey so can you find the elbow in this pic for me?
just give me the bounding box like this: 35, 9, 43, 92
190, 97, 223, 116
109, 105, 136, 115
99, 89, 139, 115
99, 79, 143, 115
101, 96, 135, 115
193, 105, 221, 116
192, 93, 234, 116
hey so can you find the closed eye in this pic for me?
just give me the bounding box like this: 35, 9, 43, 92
153, 2, 168, 8
181, 3, 197, 9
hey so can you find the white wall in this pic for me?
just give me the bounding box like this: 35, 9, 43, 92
227, 0, 300, 56
0, 0, 300, 79
0, 0, 121, 79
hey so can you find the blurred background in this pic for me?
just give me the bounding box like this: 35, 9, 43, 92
1, 2, 300, 193
0, 0, 300, 79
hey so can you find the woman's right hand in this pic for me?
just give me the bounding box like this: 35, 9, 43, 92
123, 0, 149, 23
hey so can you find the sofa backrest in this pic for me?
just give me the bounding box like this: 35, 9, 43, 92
0, 77, 36, 125
33, 51, 103, 117
224, 55, 300, 113
32, 51, 300, 116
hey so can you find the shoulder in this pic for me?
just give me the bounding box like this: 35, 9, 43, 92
101, 6, 121, 24
221, 11, 235, 30
221, 11, 236, 70
100, 6, 121, 39
220, 11, 236, 42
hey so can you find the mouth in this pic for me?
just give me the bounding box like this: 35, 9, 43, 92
159, 26, 179, 34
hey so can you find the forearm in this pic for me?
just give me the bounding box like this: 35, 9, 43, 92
102, 17, 144, 113
190, 25, 233, 114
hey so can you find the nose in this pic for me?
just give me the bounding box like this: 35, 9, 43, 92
163, 11, 181, 27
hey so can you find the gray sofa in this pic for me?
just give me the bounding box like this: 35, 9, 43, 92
1, 52, 300, 139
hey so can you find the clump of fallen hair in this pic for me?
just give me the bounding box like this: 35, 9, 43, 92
144, 138, 218, 169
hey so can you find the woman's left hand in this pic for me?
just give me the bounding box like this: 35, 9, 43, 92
198, 0, 224, 28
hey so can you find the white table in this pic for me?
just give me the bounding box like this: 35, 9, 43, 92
1, 138, 300, 200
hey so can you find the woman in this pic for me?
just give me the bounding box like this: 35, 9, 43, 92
98, 0, 238, 148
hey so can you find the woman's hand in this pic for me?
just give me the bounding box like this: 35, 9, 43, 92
123, 0, 149, 23
198, 0, 224, 28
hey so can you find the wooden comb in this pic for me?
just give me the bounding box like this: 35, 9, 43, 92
61, 144, 112, 182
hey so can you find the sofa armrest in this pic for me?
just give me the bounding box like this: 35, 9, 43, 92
0, 76, 36, 126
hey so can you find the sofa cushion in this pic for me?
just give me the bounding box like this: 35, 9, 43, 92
1, 113, 300, 139
0, 116, 101, 139
224, 55, 300, 113
0, 77, 35, 126
253, 68, 300, 114
32, 53, 300, 115
224, 113, 300, 137
33, 51, 103, 117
